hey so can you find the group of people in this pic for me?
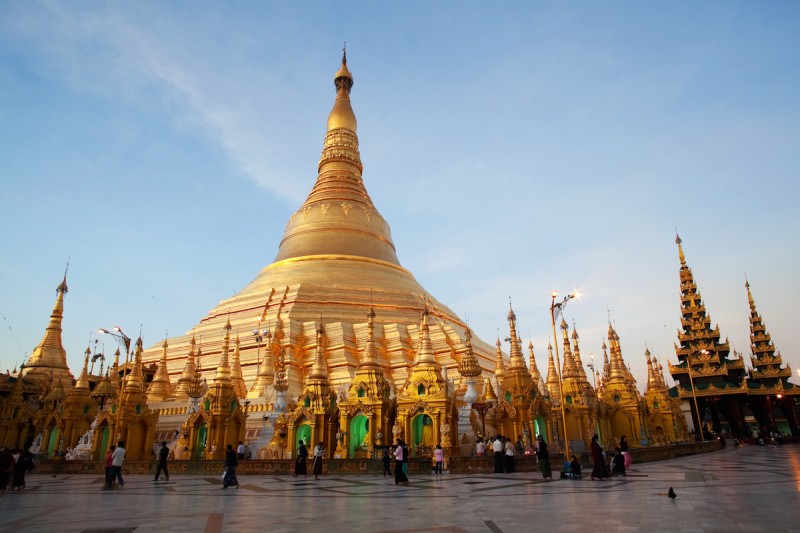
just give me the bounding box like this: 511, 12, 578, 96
0, 446, 34, 495
590, 434, 632, 480
292, 440, 325, 481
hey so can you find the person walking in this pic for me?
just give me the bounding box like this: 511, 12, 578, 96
492, 436, 504, 473
154, 441, 169, 482
382, 448, 391, 477
104, 445, 116, 490
394, 439, 408, 486
11, 447, 34, 491
294, 440, 308, 477
0, 447, 13, 496
590, 434, 608, 480
620, 435, 632, 469
536, 435, 552, 480
312, 442, 324, 480
433, 444, 444, 475
223, 444, 239, 489
111, 441, 126, 489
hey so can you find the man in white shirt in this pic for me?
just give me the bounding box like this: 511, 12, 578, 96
237, 441, 246, 460
110, 441, 126, 489
492, 436, 504, 473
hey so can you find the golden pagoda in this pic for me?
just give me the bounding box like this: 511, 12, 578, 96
136, 51, 497, 445
20, 275, 74, 390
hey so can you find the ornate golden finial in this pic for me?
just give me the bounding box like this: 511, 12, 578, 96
458, 326, 481, 378
745, 278, 755, 310
676, 232, 686, 266
360, 306, 380, 367
74, 347, 91, 390
309, 322, 329, 379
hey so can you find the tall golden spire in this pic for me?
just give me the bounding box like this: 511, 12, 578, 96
147, 338, 173, 402
506, 305, 527, 371
274, 51, 400, 265
528, 340, 541, 384
309, 323, 330, 380
493, 337, 506, 386
174, 336, 196, 400
545, 342, 560, 399
214, 317, 233, 385
230, 335, 248, 397
21, 274, 74, 387
571, 324, 588, 381
124, 337, 145, 393
360, 306, 380, 368
109, 348, 122, 394
74, 348, 91, 391
414, 308, 438, 365
746, 280, 790, 380
560, 318, 577, 378
645, 349, 659, 389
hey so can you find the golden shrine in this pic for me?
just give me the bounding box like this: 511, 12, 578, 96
1, 54, 798, 464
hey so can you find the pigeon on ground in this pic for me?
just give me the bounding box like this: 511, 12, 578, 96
668, 487, 676, 499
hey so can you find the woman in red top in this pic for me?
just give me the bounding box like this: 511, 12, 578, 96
104, 445, 116, 490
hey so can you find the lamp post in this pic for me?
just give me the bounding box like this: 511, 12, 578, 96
587, 353, 597, 389
550, 289, 578, 459
471, 400, 495, 438
98, 327, 132, 371
252, 325, 269, 367
98, 326, 132, 441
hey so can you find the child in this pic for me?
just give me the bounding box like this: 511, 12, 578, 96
569, 455, 582, 479
382, 448, 391, 477
611, 447, 626, 476
434, 444, 444, 475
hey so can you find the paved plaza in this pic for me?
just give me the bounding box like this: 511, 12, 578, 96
1, 445, 799, 532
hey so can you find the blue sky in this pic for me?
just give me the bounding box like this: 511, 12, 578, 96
1, 1, 798, 388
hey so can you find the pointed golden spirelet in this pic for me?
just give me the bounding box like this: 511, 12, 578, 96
148, 338, 173, 402
214, 318, 233, 385
309, 323, 330, 380
528, 340, 541, 383
74, 348, 91, 391
230, 335, 248, 397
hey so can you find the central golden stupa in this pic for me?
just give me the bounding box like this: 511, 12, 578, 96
141, 53, 496, 404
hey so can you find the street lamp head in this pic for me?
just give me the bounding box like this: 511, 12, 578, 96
590, 352, 595, 360
551, 289, 558, 298
572, 290, 581, 299
98, 328, 110, 334
113, 326, 122, 333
